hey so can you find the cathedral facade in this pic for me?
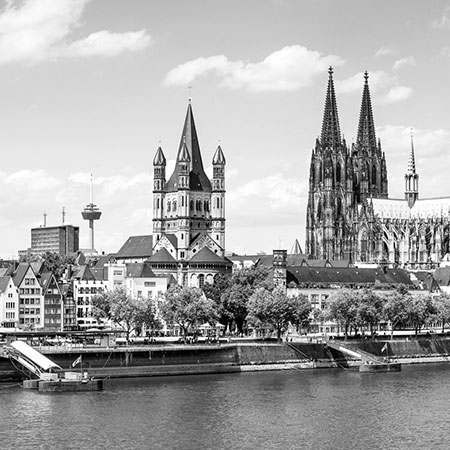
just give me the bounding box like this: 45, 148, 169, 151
150, 101, 232, 286
306, 68, 450, 268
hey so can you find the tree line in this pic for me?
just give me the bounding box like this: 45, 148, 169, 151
91, 267, 450, 342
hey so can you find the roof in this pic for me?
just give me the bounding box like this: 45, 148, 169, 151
39, 272, 52, 289
90, 267, 107, 281
434, 267, 450, 287
165, 234, 178, 249
126, 262, 157, 278
0, 276, 10, 293
256, 254, 351, 269
0, 268, 8, 277
148, 248, 177, 263
287, 266, 415, 288
116, 235, 153, 259
73, 265, 96, 281
94, 254, 116, 268
165, 102, 212, 193
189, 247, 229, 264
12, 263, 33, 286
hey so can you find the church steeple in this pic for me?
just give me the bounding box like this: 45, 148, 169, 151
405, 129, 419, 208
356, 71, 377, 155
320, 67, 342, 149
165, 101, 212, 192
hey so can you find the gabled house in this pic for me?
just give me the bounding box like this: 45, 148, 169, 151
0, 276, 19, 329
40, 272, 64, 331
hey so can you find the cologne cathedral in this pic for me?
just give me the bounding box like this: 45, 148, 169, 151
306, 68, 450, 268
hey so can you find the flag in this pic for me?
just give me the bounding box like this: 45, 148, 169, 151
381, 343, 388, 353
72, 356, 82, 368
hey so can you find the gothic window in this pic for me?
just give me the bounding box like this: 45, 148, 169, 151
372, 165, 377, 185
156, 198, 160, 209
181, 196, 184, 207
167, 201, 171, 212
173, 200, 177, 210
190, 199, 194, 211
336, 162, 342, 183
198, 274, 205, 288
337, 197, 342, 217
204, 200, 209, 212
216, 198, 220, 209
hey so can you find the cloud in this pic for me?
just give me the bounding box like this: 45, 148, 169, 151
392, 56, 416, 71
432, 6, 450, 29
0, 0, 151, 64
164, 45, 344, 92
377, 125, 450, 198
375, 46, 398, 57
0, 169, 60, 191
337, 70, 412, 104
382, 86, 412, 104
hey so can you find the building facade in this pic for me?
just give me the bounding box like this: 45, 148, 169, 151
31, 225, 79, 257
151, 101, 232, 286
0, 276, 19, 329
306, 68, 450, 268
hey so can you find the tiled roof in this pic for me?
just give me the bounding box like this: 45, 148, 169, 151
189, 247, 229, 264
126, 262, 156, 278
148, 248, 177, 263
40, 272, 52, 289
73, 265, 96, 281
90, 267, 107, 281
0, 276, 10, 293
12, 263, 31, 286
116, 235, 153, 259
165, 234, 178, 249
434, 267, 450, 287
0, 268, 8, 277
94, 254, 116, 268
287, 266, 415, 288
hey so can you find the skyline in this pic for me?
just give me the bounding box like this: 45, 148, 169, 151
1, 0, 450, 258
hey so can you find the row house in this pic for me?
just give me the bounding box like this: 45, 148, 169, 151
40, 272, 64, 331
0, 276, 19, 329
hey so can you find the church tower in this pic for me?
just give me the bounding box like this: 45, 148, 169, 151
150, 100, 231, 287
306, 67, 351, 260
352, 72, 388, 203
405, 130, 419, 208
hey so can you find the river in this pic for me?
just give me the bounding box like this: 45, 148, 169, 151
1, 364, 449, 450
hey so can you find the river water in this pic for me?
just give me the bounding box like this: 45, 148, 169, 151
1, 364, 450, 450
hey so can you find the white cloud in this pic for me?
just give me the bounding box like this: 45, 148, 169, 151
382, 85, 412, 104
392, 56, 416, 71
0, 169, 60, 191
337, 70, 412, 104
0, 0, 151, 64
375, 46, 398, 57
164, 45, 345, 92
432, 6, 450, 29
65, 29, 151, 58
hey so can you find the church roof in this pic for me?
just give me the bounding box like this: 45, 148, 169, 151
287, 266, 415, 288
356, 71, 377, 153
153, 146, 166, 166
189, 247, 228, 264
148, 247, 177, 263
212, 145, 226, 165
116, 235, 153, 259
372, 197, 450, 219
320, 67, 341, 149
165, 102, 212, 193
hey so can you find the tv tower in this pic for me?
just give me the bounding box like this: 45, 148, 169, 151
81, 174, 102, 251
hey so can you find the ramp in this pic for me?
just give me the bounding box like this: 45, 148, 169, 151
5, 340, 62, 378
326, 341, 381, 363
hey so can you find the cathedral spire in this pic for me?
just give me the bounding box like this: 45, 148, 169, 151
320, 67, 341, 149
406, 129, 416, 174
356, 71, 377, 153
405, 129, 419, 208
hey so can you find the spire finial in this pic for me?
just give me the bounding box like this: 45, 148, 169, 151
364, 71, 369, 83
328, 66, 333, 77
407, 128, 416, 174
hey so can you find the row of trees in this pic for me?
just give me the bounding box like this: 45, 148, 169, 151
92, 267, 313, 342
324, 286, 450, 339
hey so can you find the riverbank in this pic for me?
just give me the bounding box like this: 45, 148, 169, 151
2, 337, 450, 382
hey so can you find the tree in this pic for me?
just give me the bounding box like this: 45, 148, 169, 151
433, 293, 450, 332
407, 294, 436, 336
220, 266, 271, 334
201, 273, 232, 329
356, 289, 385, 335
382, 286, 411, 340
92, 287, 161, 343
161, 285, 218, 339
326, 289, 360, 338
247, 286, 311, 342
40, 252, 76, 279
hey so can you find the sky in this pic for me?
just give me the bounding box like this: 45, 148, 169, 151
0, 0, 450, 259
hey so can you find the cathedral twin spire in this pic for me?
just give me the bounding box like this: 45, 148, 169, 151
320, 67, 342, 149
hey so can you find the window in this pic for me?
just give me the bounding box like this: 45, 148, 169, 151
137, 291, 142, 298
144, 282, 156, 287
114, 270, 123, 276
198, 274, 205, 288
